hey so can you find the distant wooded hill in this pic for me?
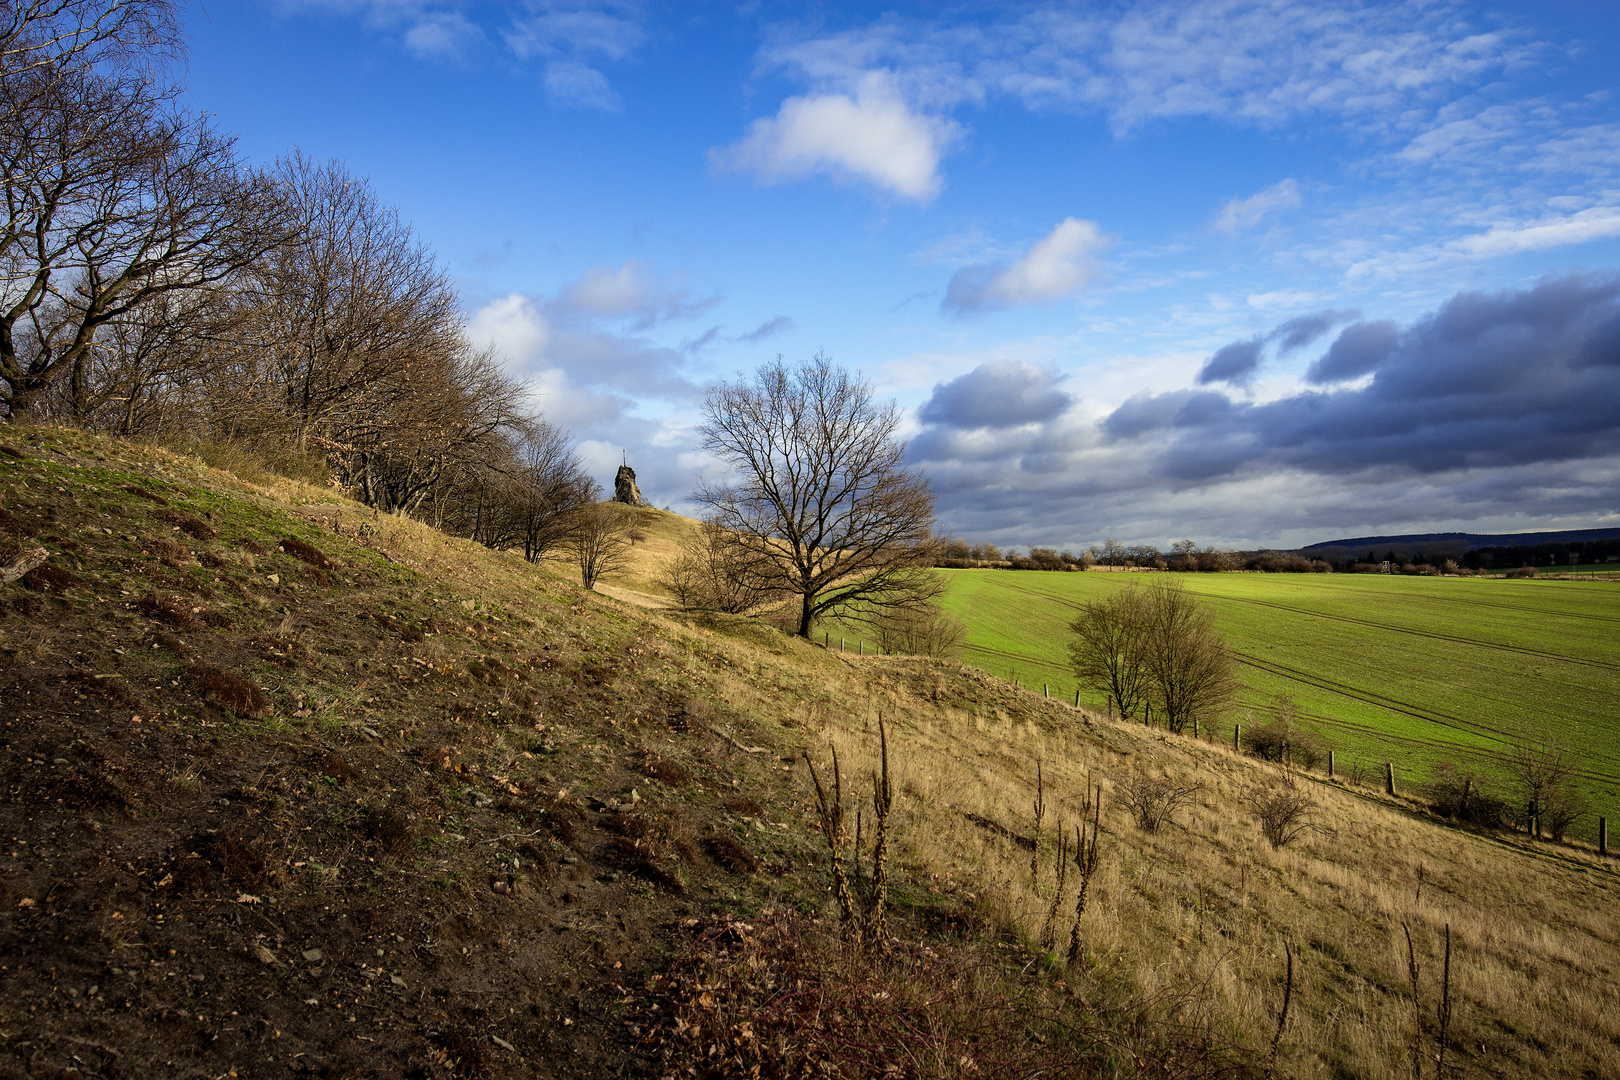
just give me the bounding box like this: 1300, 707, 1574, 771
1300, 527, 1620, 568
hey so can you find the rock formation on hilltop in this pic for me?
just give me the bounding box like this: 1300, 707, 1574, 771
614, 462, 646, 507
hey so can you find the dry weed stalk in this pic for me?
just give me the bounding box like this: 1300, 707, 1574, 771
805, 744, 857, 926
1066, 778, 1103, 966
1031, 758, 1046, 885
1401, 922, 1454, 1079
1038, 821, 1069, 951
863, 715, 894, 945
804, 714, 896, 948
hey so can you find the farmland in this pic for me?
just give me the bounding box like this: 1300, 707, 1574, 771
938, 569, 1620, 840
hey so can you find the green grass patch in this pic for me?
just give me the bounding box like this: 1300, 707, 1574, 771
939, 569, 1620, 839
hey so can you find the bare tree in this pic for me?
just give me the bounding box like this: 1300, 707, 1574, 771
874, 601, 966, 659
569, 502, 632, 591
1139, 578, 1237, 736
695, 355, 939, 637
506, 419, 595, 562
0, 66, 273, 420
1505, 733, 1586, 841
663, 517, 781, 613
1068, 584, 1152, 719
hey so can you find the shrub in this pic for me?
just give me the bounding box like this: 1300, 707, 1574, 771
1244, 697, 1326, 770
1427, 762, 1507, 827
1121, 773, 1200, 832
1505, 565, 1538, 579
874, 602, 966, 658
1246, 782, 1331, 848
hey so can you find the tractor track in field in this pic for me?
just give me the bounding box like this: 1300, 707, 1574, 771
1200, 593, 1620, 674
962, 639, 1620, 788
974, 576, 1620, 669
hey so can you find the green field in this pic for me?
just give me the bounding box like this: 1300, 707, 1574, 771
937, 569, 1620, 839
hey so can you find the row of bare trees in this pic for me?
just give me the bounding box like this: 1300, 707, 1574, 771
1, 2, 600, 551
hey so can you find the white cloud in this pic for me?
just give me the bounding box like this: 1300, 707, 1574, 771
943, 218, 1110, 312
759, 4, 1526, 139
400, 10, 485, 62
556, 259, 719, 329
1215, 178, 1302, 234
1447, 206, 1620, 258
713, 72, 960, 201
466, 292, 549, 368
543, 59, 619, 110
1346, 205, 1620, 278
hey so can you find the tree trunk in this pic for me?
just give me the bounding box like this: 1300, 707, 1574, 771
798, 591, 814, 637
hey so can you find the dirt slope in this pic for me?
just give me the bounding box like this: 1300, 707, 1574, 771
2, 428, 1617, 1080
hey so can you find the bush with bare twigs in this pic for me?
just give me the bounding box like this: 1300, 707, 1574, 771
1246, 781, 1333, 849
1122, 773, 1201, 833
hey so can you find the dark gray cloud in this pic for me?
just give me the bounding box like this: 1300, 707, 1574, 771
917, 361, 1074, 429
1305, 319, 1400, 383
912, 273, 1620, 548
1196, 339, 1263, 385
1196, 309, 1360, 386
1272, 308, 1358, 353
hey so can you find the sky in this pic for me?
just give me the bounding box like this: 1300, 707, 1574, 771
183, 1, 1620, 550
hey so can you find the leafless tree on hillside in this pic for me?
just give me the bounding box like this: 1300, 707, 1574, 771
569, 501, 632, 591
695, 354, 940, 637
1139, 578, 1237, 736
1068, 584, 1152, 719
0, 65, 275, 420
509, 420, 598, 562
664, 517, 782, 613
1505, 731, 1587, 841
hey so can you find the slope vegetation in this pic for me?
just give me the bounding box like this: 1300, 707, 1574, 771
1, 429, 1617, 1079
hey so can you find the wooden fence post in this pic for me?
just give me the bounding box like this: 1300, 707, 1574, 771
1385, 762, 1396, 796
1074, 687, 1081, 708
1043, 683, 1049, 698
1233, 724, 1241, 752
1601, 817, 1609, 856
859, 641, 863, 656
840, 638, 844, 653
1328, 750, 1335, 778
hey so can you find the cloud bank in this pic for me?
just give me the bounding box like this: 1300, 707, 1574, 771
913, 273, 1620, 547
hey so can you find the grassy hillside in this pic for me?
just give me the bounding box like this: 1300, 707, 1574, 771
3, 428, 1618, 1079
939, 569, 1620, 841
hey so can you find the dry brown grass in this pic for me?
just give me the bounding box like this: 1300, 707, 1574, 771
12, 425, 1610, 1078
788, 667, 1620, 1080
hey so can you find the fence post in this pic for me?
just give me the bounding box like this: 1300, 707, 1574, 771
1043, 683, 1048, 698
1601, 817, 1609, 856
840, 637, 844, 653
1328, 750, 1335, 779
1074, 687, 1081, 708
859, 641, 863, 657
1233, 724, 1241, 752
1385, 762, 1396, 796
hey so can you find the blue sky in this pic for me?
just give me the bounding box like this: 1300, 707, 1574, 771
185, 1, 1620, 549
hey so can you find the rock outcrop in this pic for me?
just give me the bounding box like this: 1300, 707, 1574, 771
613, 463, 646, 507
